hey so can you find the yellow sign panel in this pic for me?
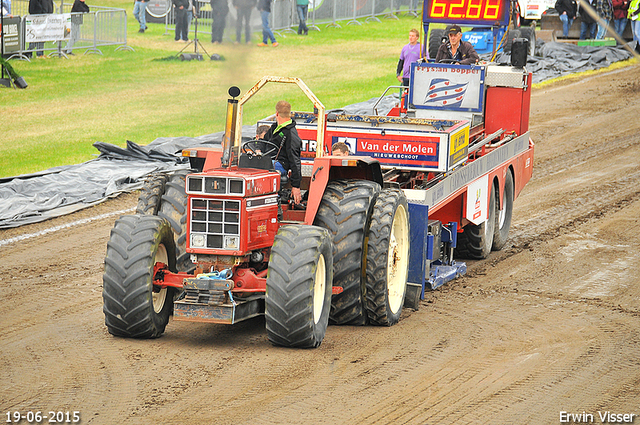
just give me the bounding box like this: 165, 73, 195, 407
449, 126, 469, 167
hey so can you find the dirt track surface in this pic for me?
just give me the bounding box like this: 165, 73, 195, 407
2, 65, 640, 425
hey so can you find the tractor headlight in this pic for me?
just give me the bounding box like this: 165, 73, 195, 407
224, 236, 239, 250
191, 233, 206, 248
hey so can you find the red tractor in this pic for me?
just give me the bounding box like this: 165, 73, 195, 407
103, 70, 533, 348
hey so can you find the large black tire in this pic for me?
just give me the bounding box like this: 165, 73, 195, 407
456, 181, 497, 259
314, 180, 381, 325
429, 28, 446, 59
518, 26, 537, 57
492, 171, 514, 251
265, 225, 333, 348
136, 173, 168, 215
102, 215, 176, 338
504, 29, 521, 53
158, 171, 194, 273
365, 189, 410, 326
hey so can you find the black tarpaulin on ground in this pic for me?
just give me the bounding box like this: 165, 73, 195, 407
486, 41, 636, 84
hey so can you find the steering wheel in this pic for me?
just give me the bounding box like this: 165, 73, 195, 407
438, 59, 459, 64
241, 139, 280, 159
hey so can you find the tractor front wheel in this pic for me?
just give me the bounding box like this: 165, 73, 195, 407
265, 225, 333, 348
136, 173, 168, 215
102, 215, 176, 338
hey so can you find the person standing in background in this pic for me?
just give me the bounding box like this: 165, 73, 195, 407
133, 0, 148, 33
64, 0, 89, 54
595, 0, 613, 39
579, 0, 598, 39
296, 0, 309, 35
211, 0, 229, 44
173, 0, 189, 41
233, 0, 256, 44
612, 0, 630, 37
555, 0, 578, 38
28, 0, 54, 57
2, 0, 12, 16
257, 0, 277, 46
628, 0, 640, 52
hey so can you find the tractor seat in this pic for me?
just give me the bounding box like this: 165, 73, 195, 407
280, 173, 289, 187
238, 153, 274, 171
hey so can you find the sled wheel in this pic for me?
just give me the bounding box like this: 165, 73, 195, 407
314, 179, 381, 325
103, 215, 176, 338
365, 189, 410, 326
493, 171, 514, 251
456, 181, 497, 259
158, 171, 194, 273
136, 173, 168, 215
265, 225, 333, 348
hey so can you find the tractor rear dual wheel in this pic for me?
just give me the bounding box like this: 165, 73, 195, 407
136, 173, 168, 215
134, 170, 193, 273
365, 189, 410, 326
265, 225, 333, 348
102, 215, 176, 338
314, 180, 381, 325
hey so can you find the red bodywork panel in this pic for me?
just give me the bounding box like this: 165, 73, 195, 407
186, 167, 280, 256
484, 73, 532, 136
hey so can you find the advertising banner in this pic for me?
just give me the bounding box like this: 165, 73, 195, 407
25, 13, 71, 43
410, 63, 485, 113
1, 16, 21, 53
466, 174, 489, 224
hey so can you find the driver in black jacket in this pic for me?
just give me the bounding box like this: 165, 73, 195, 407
435, 24, 480, 65
262, 100, 303, 204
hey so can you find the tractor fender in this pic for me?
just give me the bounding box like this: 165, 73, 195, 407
303, 156, 383, 224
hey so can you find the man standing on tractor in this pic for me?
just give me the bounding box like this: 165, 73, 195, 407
262, 100, 303, 204
435, 25, 480, 65
397, 28, 425, 86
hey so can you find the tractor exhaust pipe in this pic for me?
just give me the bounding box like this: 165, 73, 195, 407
221, 86, 241, 168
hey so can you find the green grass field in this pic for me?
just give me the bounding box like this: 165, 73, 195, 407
0, 2, 425, 178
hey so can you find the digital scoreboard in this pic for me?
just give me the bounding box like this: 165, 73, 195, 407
423, 0, 510, 26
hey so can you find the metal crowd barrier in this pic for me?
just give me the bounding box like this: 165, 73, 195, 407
3, 0, 129, 60
161, 0, 420, 43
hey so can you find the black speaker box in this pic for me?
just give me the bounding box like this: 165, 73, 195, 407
511, 38, 529, 68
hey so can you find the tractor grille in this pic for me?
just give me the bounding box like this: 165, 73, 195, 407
190, 198, 241, 250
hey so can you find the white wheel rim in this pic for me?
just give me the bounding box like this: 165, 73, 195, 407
498, 190, 507, 229
153, 243, 169, 314
387, 204, 409, 315
313, 254, 327, 324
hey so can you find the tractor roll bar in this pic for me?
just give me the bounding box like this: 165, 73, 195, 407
232, 76, 327, 159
